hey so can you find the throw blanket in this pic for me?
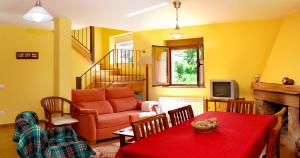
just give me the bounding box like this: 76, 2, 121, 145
17, 125, 96, 158
13, 111, 39, 142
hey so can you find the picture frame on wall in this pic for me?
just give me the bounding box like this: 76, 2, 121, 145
16, 52, 38, 59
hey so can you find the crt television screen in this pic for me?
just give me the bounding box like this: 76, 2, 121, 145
213, 82, 231, 97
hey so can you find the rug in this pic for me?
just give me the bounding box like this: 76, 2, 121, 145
92, 142, 120, 158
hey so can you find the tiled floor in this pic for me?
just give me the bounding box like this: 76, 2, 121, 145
0, 124, 296, 158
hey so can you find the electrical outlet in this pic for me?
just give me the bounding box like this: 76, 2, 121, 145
0, 84, 5, 89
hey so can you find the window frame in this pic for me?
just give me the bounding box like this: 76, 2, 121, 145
112, 40, 134, 64
152, 38, 204, 88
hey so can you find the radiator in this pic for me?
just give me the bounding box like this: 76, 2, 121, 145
158, 97, 204, 116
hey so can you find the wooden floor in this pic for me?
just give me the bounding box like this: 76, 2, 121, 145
0, 124, 296, 158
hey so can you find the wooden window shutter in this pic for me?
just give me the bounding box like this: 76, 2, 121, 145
199, 44, 205, 86
152, 45, 170, 86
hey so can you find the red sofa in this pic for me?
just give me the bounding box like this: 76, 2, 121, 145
71, 86, 157, 144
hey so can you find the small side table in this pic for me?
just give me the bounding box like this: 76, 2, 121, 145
113, 126, 134, 147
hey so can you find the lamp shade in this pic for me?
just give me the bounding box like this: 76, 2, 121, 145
139, 55, 152, 65
23, 5, 53, 22
169, 28, 184, 39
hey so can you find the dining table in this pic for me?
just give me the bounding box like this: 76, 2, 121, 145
115, 112, 275, 158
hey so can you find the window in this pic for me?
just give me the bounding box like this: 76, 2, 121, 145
111, 40, 134, 64
152, 38, 204, 87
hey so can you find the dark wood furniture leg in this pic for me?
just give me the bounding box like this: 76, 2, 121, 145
119, 135, 126, 147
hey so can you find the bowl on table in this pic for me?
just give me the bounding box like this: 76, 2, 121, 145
191, 117, 218, 133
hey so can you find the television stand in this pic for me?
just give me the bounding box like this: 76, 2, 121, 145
205, 98, 245, 112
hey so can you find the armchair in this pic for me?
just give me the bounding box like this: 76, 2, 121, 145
41, 96, 78, 130
13, 111, 95, 158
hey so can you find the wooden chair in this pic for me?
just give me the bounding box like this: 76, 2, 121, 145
168, 105, 194, 126
272, 107, 287, 158
265, 116, 283, 158
274, 107, 287, 117
227, 99, 254, 114
41, 96, 78, 130
131, 113, 169, 141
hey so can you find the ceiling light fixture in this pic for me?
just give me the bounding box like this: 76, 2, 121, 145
125, 2, 169, 17
169, 0, 184, 39
23, 0, 53, 22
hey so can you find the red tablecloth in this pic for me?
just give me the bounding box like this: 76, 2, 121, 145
116, 112, 275, 158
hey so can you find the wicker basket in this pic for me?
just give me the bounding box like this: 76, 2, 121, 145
191, 117, 218, 133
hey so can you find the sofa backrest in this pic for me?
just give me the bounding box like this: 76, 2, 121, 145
106, 86, 138, 112
72, 88, 113, 114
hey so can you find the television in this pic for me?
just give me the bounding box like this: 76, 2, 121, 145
210, 80, 239, 100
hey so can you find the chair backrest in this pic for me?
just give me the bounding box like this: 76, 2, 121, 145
168, 105, 194, 126
274, 107, 287, 117
266, 116, 283, 158
41, 96, 72, 119
131, 113, 169, 141
227, 100, 254, 114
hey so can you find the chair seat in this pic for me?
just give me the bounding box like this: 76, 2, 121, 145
46, 116, 78, 126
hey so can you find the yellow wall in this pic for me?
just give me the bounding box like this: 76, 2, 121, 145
71, 49, 91, 89
109, 32, 133, 51
0, 24, 54, 124
94, 27, 103, 61
261, 12, 300, 84
101, 28, 128, 56
133, 19, 282, 100
94, 27, 127, 62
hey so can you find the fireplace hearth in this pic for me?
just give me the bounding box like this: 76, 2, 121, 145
252, 82, 300, 151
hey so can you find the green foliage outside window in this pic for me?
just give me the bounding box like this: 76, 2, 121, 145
174, 49, 197, 84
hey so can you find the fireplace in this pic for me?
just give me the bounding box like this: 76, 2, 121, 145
263, 101, 289, 132
252, 82, 300, 151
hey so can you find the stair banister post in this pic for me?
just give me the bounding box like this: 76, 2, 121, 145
76, 77, 82, 89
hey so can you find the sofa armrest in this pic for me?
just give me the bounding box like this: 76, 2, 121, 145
136, 100, 142, 109
140, 101, 160, 114
71, 104, 98, 121
151, 104, 159, 114
71, 104, 98, 144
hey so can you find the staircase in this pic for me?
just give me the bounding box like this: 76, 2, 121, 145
72, 26, 95, 63
72, 27, 145, 92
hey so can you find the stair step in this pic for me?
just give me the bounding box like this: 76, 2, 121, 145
94, 69, 120, 75
95, 75, 144, 81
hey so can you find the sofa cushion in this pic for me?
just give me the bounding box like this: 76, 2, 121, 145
109, 97, 137, 112
96, 113, 130, 129
106, 86, 135, 99
118, 110, 157, 122
72, 88, 106, 103
77, 101, 113, 114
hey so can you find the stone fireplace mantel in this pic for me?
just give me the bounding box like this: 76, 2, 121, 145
251, 82, 300, 108
251, 81, 300, 151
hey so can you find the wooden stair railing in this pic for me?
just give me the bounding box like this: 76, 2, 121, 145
72, 26, 95, 63
76, 49, 145, 91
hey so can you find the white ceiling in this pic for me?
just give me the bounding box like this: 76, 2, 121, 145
1, 0, 300, 31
